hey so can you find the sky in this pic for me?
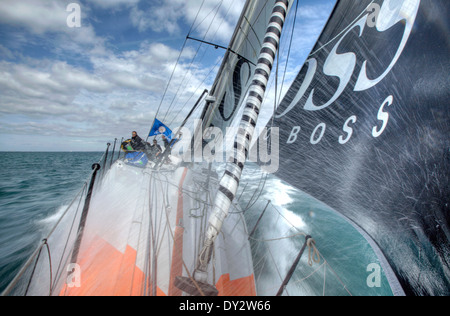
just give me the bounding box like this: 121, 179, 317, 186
0, 0, 335, 152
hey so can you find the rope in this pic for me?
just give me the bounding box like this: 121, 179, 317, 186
249, 232, 320, 268
277, 0, 299, 105
2, 152, 105, 296
153, 0, 206, 123
23, 239, 53, 296
248, 232, 306, 242
306, 238, 320, 267
43, 239, 53, 296
152, 171, 207, 297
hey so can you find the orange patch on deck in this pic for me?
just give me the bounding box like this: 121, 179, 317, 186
60, 237, 165, 296
216, 273, 256, 296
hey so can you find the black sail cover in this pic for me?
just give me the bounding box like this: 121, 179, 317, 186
258, 0, 449, 295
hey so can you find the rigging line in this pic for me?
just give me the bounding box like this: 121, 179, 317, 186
155, 182, 168, 252
291, 239, 352, 296
289, 261, 326, 289
144, 173, 153, 296
277, 0, 299, 105
52, 183, 88, 290
168, 0, 234, 115
161, 41, 203, 123
151, 174, 171, 261
155, 39, 187, 122
161, 0, 225, 124
255, 255, 268, 288
161, 1, 225, 123
150, 177, 167, 257
43, 240, 53, 296
269, 202, 303, 233
149, 169, 205, 195
125, 171, 152, 295
309, 0, 375, 57
148, 174, 159, 296
23, 239, 53, 296
248, 231, 306, 242
24, 242, 44, 296
153, 174, 175, 257
151, 172, 207, 254
174, 0, 235, 115
154, 172, 206, 297
244, 174, 269, 212
4, 165, 94, 296
242, 16, 259, 56
266, 238, 290, 296
152, 0, 206, 127
168, 9, 235, 125
189, 0, 207, 38
168, 37, 224, 126
319, 255, 353, 296
323, 260, 326, 296
211, 0, 237, 43
243, 170, 268, 211
190, 0, 223, 36
142, 179, 152, 296
234, 0, 270, 59
153, 175, 170, 259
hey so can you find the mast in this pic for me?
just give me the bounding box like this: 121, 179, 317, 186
193, 0, 291, 287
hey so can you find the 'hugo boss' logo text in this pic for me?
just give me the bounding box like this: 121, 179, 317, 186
277, 0, 420, 145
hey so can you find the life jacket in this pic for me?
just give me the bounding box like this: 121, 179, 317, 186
121, 139, 134, 152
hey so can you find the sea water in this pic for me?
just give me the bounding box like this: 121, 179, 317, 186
237, 164, 395, 296
0, 152, 103, 292
0, 152, 394, 295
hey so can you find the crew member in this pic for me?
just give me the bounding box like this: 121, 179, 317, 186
130, 131, 145, 151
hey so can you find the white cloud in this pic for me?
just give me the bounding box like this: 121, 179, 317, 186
0, 0, 336, 151
0, 0, 68, 35
87, 0, 140, 9
129, 0, 244, 43
0, 38, 212, 149
0, 0, 109, 59
0, 45, 14, 59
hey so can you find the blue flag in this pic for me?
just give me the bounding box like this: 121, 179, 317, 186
148, 118, 173, 140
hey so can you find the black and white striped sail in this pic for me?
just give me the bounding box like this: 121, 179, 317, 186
256, 0, 449, 296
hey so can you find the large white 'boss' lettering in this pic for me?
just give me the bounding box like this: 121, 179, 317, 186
372, 95, 393, 138
310, 123, 326, 145
275, 0, 421, 118
355, 0, 421, 91
287, 126, 301, 144
339, 115, 357, 144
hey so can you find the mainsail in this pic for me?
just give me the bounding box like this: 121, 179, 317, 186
201, 0, 287, 133
257, 0, 449, 295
